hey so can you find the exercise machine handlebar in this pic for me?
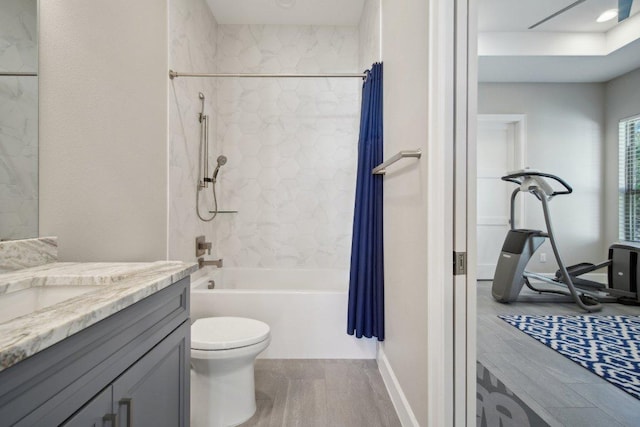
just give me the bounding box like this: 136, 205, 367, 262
501, 171, 573, 197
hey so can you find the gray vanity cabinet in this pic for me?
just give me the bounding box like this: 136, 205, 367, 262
0, 277, 191, 427
63, 321, 189, 427
111, 321, 189, 427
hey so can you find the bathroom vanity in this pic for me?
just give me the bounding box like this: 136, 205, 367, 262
0, 260, 197, 426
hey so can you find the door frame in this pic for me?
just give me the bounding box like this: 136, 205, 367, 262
454, 0, 477, 424
476, 114, 527, 279
476, 114, 526, 174
426, 0, 477, 424
477, 114, 527, 193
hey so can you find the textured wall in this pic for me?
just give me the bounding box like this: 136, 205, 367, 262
39, 0, 168, 262
379, 0, 431, 424
169, 0, 220, 262
0, 0, 38, 240
214, 25, 360, 268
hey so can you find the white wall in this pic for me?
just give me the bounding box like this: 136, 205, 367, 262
478, 83, 606, 272
0, 0, 38, 240
604, 68, 640, 246
359, 0, 381, 71
169, 0, 219, 262
214, 24, 360, 269
380, 0, 430, 424
39, 0, 168, 262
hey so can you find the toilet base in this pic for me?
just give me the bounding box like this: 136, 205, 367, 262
190, 338, 269, 427
191, 365, 256, 427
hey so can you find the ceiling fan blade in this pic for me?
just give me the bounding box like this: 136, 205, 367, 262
528, 0, 587, 29
619, 0, 633, 21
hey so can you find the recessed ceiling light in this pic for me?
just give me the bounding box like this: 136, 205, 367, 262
275, 0, 296, 8
596, 9, 618, 23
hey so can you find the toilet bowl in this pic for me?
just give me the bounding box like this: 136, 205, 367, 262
190, 317, 270, 427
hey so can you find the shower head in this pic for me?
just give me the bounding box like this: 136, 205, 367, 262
212, 155, 227, 182
199, 92, 205, 100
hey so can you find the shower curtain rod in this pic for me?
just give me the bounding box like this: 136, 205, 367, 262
169, 70, 367, 79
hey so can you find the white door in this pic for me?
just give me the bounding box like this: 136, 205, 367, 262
476, 115, 525, 280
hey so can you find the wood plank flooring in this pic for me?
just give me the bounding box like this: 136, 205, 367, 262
239, 359, 401, 427
477, 281, 640, 427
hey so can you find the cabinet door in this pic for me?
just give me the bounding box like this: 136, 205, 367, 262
112, 322, 190, 427
62, 386, 115, 427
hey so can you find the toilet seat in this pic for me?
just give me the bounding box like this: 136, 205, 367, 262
191, 317, 270, 351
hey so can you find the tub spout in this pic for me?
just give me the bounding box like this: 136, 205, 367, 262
198, 257, 223, 269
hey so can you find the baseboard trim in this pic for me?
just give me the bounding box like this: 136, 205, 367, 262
377, 345, 420, 427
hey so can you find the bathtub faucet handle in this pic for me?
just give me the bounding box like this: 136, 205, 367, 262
201, 242, 212, 255
196, 235, 212, 256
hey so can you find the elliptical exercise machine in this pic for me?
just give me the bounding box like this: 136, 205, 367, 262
491, 169, 640, 312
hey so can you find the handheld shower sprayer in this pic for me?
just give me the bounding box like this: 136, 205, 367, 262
198, 92, 205, 122
196, 90, 226, 222
197, 154, 227, 222
212, 155, 227, 183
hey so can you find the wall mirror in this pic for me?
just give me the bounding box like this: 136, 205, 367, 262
0, 0, 38, 240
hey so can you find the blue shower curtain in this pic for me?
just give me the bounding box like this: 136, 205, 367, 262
347, 62, 384, 341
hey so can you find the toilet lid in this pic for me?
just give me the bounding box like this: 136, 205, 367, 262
191, 317, 270, 350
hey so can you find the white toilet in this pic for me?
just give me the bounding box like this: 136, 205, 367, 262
190, 317, 271, 427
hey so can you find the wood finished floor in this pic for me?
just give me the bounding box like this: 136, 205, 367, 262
478, 281, 640, 427
239, 359, 401, 427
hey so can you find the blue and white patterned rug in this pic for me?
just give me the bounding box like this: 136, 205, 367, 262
499, 315, 640, 400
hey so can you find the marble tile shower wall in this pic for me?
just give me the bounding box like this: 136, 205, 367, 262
215, 25, 360, 269
169, 0, 220, 261
0, 0, 38, 240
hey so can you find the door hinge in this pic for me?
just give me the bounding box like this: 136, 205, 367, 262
453, 251, 467, 276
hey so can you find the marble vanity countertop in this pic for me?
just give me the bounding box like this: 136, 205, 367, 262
0, 261, 198, 372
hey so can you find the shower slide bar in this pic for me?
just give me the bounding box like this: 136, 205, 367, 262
372, 149, 422, 175
169, 70, 367, 79
0, 72, 37, 77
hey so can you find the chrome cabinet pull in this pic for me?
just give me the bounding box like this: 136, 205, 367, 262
102, 413, 118, 427
118, 398, 133, 426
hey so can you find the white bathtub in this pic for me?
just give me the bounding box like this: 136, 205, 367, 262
190, 268, 377, 359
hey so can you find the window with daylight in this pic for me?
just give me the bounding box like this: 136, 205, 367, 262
619, 115, 640, 242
